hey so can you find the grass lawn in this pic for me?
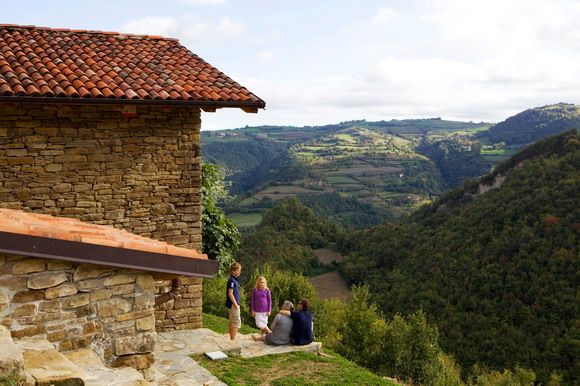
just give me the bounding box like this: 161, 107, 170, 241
199, 313, 397, 385
480, 147, 519, 162
193, 350, 395, 386
203, 313, 258, 335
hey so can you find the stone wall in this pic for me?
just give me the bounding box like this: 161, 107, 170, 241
155, 277, 203, 331
0, 102, 202, 249
0, 102, 204, 331
0, 252, 157, 369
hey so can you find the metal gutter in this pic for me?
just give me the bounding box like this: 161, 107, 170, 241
0, 95, 266, 109
0, 231, 218, 278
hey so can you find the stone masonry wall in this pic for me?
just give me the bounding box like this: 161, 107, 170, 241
0, 102, 204, 331
155, 277, 203, 331
0, 252, 157, 369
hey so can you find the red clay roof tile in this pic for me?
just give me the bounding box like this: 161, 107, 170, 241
0, 24, 265, 109
0, 208, 207, 261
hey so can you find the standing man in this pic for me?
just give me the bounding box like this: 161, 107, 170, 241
226, 262, 242, 340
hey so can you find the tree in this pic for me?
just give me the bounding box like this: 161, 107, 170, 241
202, 163, 241, 274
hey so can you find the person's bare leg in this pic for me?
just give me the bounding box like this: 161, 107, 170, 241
229, 325, 237, 340
260, 326, 272, 334
252, 333, 265, 341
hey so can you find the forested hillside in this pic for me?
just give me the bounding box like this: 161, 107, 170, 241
482, 103, 580, 145
235, 198, 340, 276
340, 131, 580, 383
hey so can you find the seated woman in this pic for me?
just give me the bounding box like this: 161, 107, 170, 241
252, 300, 294, 345
280, 298, 314, 345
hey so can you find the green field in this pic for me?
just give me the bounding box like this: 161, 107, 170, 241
327, 175, 360, 184
228, 212, 263, 228
480, 147, 520, 162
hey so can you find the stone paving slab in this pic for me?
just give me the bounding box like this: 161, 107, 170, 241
156, 328, 321, 359
0, 325, 24, 381
8, 329, 321, 386
64, 349, 150, 386
21, 347, 85, 386
151, 329, 321, 385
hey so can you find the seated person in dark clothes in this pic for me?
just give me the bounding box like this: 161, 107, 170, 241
252, 300, 294, 345
280, 298, 313, 345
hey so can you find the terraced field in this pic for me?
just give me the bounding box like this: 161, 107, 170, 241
203, 119, 493, 223
228, 128, 445, 215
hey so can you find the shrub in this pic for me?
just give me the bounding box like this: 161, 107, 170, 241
202, 275, 229, 318
471, 366, 536, 386
313, 298, 346, 348
336, 285, 387, 371
432, 352, 463, 386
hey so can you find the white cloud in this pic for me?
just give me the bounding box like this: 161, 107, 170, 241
120, 16, 177, 36
258, 50, 274, 63
372, 7, 398, 23
215, 17, 246, 37
120, 15, 247, 45
120, 1, 580, 129
180, 0, 227, 5
420, 0, 580, 56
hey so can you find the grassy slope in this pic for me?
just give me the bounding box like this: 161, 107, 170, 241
200, 313, 397, 386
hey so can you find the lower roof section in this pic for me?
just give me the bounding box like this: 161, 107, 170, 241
0, 208, 218, 278
0, 231, 218, 278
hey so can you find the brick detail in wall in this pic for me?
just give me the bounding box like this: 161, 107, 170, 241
0, 103, 205, 331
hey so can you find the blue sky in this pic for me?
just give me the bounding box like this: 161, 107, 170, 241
2, 0, 580, 130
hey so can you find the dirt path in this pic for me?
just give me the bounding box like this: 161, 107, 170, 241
309, 271, 350, 301
313, 247, 343, 264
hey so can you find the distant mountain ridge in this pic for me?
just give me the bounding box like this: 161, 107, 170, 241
483, 103, 580, 145
202, 104, 579, 229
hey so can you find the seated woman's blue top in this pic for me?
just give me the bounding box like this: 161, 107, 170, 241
290, 310, 313, 345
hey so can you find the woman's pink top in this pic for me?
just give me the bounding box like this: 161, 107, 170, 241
251, 288, 272, 313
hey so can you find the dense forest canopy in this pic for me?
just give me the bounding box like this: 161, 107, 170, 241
340, 131, 580, 383
234, 197, 340, 277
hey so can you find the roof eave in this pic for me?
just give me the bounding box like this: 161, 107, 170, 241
0, 96, 266, 110
0, 231, 219, 278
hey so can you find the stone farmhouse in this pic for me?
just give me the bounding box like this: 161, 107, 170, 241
0, 24, 264, 373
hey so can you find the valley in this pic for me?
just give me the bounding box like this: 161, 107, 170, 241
202, 105, 579, 384
204, 119, 494, 228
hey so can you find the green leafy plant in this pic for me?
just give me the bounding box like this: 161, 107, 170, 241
202, 163, 241, 274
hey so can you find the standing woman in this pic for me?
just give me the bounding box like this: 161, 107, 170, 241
251, 276, 272, 334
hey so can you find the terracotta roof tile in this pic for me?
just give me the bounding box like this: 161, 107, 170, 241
0, 24, 265, 109
0, 208, 207, 261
